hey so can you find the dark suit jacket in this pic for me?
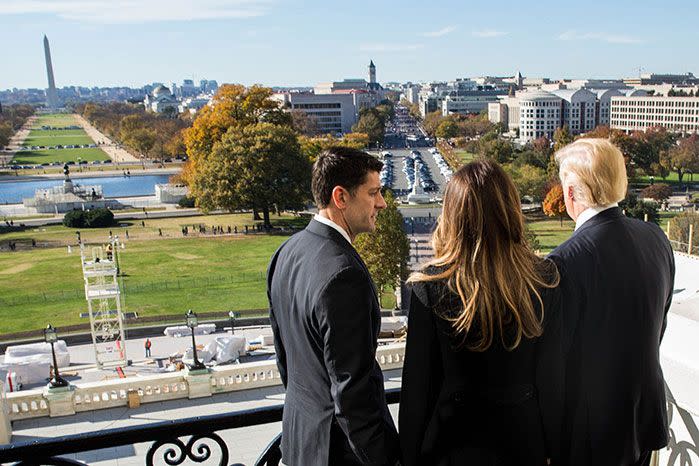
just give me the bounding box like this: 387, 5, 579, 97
267, 219, 399, 466
537, 207, 675, 466
400, 272, 552, 466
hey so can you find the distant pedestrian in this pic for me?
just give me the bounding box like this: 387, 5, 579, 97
158, 228, 162, 237
125, 230, 129, 239
145, 338, 152, 358
141, 220, 145, 227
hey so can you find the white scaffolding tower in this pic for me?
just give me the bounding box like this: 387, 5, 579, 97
80, 238, 127, 368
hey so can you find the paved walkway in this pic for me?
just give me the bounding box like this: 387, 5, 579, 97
75, 115, 139, 163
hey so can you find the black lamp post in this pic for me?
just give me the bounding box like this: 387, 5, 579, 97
44, 324, 69, 388
228, 311, 236, 335
185, 310, 206, 370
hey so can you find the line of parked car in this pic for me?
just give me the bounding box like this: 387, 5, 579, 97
17, 144, 98, 151
428, 148, 453, 182
403, 150, 438, 192
379, 151, 394, 188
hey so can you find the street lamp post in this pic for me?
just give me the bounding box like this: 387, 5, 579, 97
185, 310, 206, 370
228, 311, 236, 335
44, 324, 69, 388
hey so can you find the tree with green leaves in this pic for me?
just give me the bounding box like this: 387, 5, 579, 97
553, 125, 573, 151
188, 122, 311, 228
354, 190, 410, 306
435, 117, 459, 139
661, 134, 699, 186
352, 108, 384, 146
0, 122, 12, 148
619, 193, 659, 224
422, 110, 443, 136
506, 163, 548, 201
479, 135, 513, 163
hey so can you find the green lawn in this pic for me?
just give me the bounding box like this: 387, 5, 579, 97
12, 113, 103, 164
34, 114, 80, 127
526, 217, 575, 253
24, 129, 94, 147
454, 150, 477, 164
633, 172, 698, 187
12, 147, 110, 164
0, 213, 308, 334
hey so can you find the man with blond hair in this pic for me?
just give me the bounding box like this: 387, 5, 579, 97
537, 138, 675, 466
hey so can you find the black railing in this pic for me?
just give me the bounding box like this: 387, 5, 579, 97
0, 388, 401, 466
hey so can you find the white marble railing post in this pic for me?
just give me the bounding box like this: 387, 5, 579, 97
0, 381, 11, 444
4, 344, 406, 423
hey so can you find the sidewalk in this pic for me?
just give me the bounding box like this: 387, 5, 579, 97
75, 115, 139, 163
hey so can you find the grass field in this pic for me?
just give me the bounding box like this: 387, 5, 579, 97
0, 236, 287, 334
633, 172, 698, 187
11, 147, 110, 164
526, 217, 575, 253
11, 113, 107, 165
454, 150, 477, 164
34, 114, 81, 127
0, 213, 308, 334
24, 130, 94, 147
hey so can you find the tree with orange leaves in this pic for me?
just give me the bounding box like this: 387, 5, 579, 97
543, 183, 567, 226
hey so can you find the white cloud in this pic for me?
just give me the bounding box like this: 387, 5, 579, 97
558, 30, 644, 44
0, 0, 273, 23
359, 43, 424, 52
421, 26, 456, 38
472, 29, 508, 38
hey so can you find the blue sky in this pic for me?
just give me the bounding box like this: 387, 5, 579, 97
0, 0, 696, 90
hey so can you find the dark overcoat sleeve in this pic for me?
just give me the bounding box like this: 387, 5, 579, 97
399, 284, 441, 466
316, 266, 395, 465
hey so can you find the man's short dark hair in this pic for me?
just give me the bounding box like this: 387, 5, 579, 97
312, 146, 383, 208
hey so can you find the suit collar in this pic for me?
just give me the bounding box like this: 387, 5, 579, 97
573, 206, 623, 237
306, 219, 355, 251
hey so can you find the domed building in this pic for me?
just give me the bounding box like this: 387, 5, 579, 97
144, 85, 179, 114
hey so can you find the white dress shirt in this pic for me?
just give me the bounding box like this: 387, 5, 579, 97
574, 203, 619, 231
313, 214, 352, 244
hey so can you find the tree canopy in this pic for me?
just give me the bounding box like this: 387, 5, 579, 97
355, 190, 410, 301
543, 184, 567, 225
661, 134, 699, 185
188, 122, 311, 228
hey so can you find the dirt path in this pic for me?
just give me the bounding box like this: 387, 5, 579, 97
74, 114, 140, 162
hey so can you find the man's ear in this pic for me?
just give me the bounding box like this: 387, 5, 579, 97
566, 184, 575, 201
331, 186, 347, 209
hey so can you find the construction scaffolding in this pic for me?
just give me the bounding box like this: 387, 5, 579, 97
79, 238, 127, 368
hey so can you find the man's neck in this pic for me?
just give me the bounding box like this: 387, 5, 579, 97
317, 209, 354, 243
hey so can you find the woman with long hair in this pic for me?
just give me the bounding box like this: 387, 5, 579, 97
399, 159, 559, 466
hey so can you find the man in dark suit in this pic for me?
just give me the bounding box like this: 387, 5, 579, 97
267, 147, 400, 466
537, 138, 675, 466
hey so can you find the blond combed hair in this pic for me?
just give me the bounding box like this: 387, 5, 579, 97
409, 160, 559, 351
555, 138, 628, 208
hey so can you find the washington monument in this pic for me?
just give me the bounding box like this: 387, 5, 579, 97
43, 35, 59, 108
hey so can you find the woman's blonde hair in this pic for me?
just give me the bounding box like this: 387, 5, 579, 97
555, 138, 628, 207
409, 159, 558, 351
